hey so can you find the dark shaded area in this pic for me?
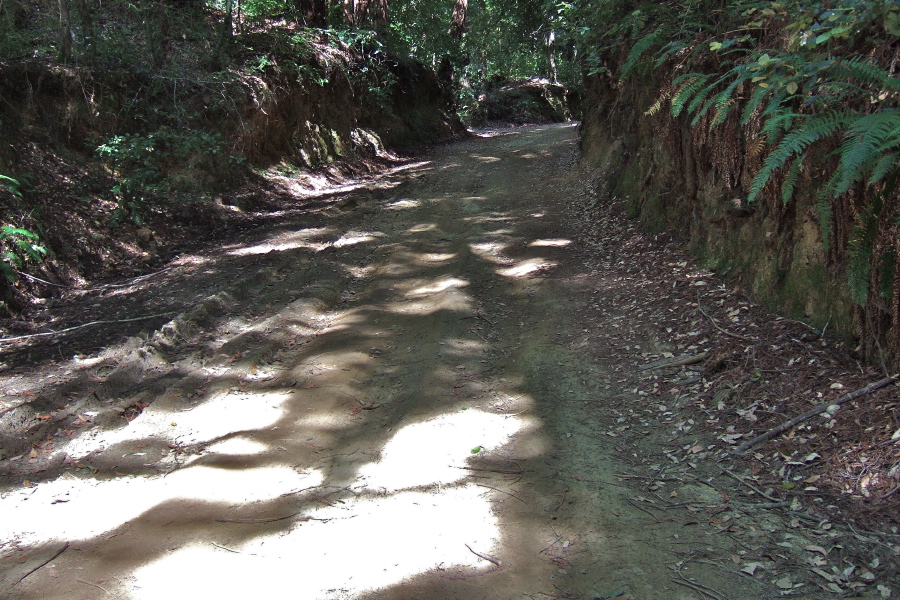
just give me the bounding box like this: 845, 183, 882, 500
475, 78, 573, 126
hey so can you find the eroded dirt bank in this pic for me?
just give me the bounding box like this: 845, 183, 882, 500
0, 125, 895, 600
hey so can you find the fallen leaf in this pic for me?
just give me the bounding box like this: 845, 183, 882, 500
811, 568, 834, 582
775, 576, 793, 589
741, 563, 762, 575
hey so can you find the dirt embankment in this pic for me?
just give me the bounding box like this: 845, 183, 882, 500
0, 29, 463, 316
0, 125, 897, 600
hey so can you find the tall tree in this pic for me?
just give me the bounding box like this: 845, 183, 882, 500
449, 0, 467, 37
294, 0, 328, 27
343, 0, 388, 26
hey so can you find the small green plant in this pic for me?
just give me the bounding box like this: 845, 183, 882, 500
0, 175, 22, 198
97, 127, 223, 225
0, 226, 47, 283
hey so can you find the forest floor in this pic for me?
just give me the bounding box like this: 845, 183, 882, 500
0, 124, 897, 599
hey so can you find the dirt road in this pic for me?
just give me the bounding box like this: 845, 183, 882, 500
0, 125, 844, 599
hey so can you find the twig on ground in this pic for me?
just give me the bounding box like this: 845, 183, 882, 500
454, 466, 524, 475
670, 577, 722, 599
881, 485, 900, 501
734, 375, 898, 454
670, 557, 727, 600
638, 353, 709, 372
696, 294, 758, 342
76, 576, 110, 594
729, 500, 791, 509
722, 468, 781, 503
211, 542, 248, 554
465, 543, 501, 567
14, 271, 69, 288
217, 512, 305, 524
476, 483, 527, 504
14, 542, 69, 586
626, 496, 660, 519
0, 312, 177, 344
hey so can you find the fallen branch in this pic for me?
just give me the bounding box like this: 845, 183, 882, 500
454, 466, 524, 475
722, 469, 780, 503
76, 576, 110, 594
734, 376, 898, 454
14, 542, 69, 586
465, 543, 502, 567
217, 512, 305, 524
637, 352, 708, 372
0, 312, 177, 344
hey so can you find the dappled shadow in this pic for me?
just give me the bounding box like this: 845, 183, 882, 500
0, 124, 586, 600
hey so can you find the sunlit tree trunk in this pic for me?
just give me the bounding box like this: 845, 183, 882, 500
546, 30, 557, 84
342, 0, 387, 27
449, 0, 467, 37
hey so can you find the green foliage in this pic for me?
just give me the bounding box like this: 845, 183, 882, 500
97, 128, 224, 225
0, 226, 47, 283
0, 175, 23, 199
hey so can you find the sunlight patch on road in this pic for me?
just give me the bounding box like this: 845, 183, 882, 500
441, 337, 488, 356
0, 465, 321, 546
333, 231, 381, 248
406, 222, 437, 233
469, 241, 512, 265
63, 390, 289, 460
529, 238, 572, 247
357, 409, 522, 492
415, 252, 458, 263
471, 154, 501, 163
406, 277, 469, 296
227, 227, 334, 256
206, 436, 269, 455
130, 484, 498, 600
385, 284, 472, 315
386, 198, 421, 210
497, 258, 558, 278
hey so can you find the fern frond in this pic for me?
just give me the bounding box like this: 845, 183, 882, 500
828, 109, 900, 198
653, 40, 688, 68
748, 110, 852, 203
748, 136, 766, 157
759, 110, 804, 144
837, 57, 900, 94
741, 84, 771, 125
621, 31, 661, 80
671, 74, 714, 117
686, 74, 733, 124
781, 156, 805, 204
868, 152, 900, 186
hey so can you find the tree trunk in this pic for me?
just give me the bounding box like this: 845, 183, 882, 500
546, 30, 558, 84
449, 0, 467, 38
57, 0, 72, 63
72, 0, 96, 62
294, 0, 327, 27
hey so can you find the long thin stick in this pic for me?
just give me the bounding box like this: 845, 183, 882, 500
722, 468, 781, 502
465, 543, 501, 567
638, 352, 708, 372
455, 466, 524, 475
76, 576, 110, 594
14, 542, 69, 586
734, 376, 897, 454
0, 312, 176, 344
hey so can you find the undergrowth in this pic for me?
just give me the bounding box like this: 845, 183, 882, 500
578, 0, 900, 365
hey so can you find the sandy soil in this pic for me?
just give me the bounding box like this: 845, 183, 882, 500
0, 125, 895, 599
